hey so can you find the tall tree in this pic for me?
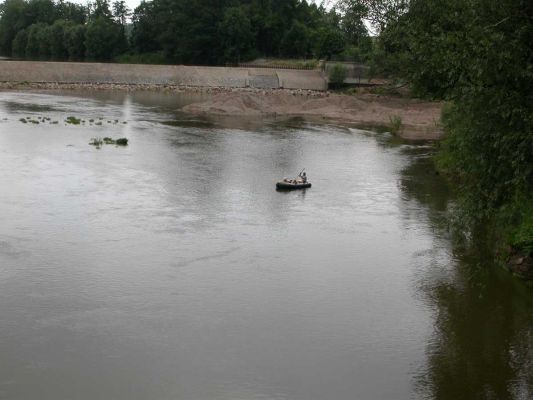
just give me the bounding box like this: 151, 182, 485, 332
65, 22, 85, 60
112, 0, 130, 28
85, 15, 123, 60
219, 6, 254, 63
0, 0, 28, 54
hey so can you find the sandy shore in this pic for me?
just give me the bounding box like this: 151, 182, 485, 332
0, 82, 443, 140
183, 90, 443, 140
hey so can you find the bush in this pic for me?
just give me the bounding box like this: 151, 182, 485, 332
114, 51, 166, 65
389, 115, 402, 135
510, 207, 533, 255
328, 64, 347, 88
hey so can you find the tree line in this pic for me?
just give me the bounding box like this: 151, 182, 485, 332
0, 0, 129, 61
0, 0, 373, 63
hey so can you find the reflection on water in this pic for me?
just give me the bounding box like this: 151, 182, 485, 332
398, 152, 533, 400
0, 90, 531, 400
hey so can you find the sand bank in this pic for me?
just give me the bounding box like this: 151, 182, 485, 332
182, 90, 443, 140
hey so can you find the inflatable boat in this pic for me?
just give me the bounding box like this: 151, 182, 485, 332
276, 180, 312, 190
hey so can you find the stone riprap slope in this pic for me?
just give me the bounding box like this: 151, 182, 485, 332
0, 61, 327, 91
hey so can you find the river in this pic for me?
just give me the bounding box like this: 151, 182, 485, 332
0, 90, 531, 400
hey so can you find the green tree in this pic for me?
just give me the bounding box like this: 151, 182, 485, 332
280, 20, 309, 58
340, 0, 409, 33
314, 26, 345, 59
25, 0, 57, 25
65, 23, 85, 60
0, 0, 27, 55
49, 19, 72, 59
11, 27, 27, 57
112, 0, 130, 29
57, 1, 86, 24
219, 6, 254, 63
130, 0, 158, 53
25, 22, 48, 58
85, 16, 123, 60
90, 0, 112, 19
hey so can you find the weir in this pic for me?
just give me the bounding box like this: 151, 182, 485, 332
0, 61, 328, 91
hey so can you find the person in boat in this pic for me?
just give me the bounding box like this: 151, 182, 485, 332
299, 171, 307, 183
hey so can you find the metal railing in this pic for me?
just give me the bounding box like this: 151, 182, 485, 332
234, 63, 317, 70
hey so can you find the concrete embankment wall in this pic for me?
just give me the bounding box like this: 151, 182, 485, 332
0, 61, 327, 91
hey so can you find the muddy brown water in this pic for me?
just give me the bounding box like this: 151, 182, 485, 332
0, 90, 531, 400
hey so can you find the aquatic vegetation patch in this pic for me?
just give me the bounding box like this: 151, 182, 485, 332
89, 137, 128, 148
4, 101, 57, 113
14, 112, 128, 128
66, 116, 82, 125
19, 116, 39, 124
89, 137, 104, 147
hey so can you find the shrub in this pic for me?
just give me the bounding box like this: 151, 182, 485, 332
114, 51, 166, 65
510, 208, 533, 255
389, 115, 402, 135
328, 64, 347, 88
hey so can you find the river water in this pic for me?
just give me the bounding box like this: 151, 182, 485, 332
0, 90, 531, 400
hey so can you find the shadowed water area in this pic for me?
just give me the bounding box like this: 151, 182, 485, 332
0, 91, 531, 400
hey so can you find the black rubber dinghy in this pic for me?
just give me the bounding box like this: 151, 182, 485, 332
276, 181, 312, 190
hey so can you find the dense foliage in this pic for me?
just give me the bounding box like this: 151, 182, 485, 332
350, 0, 533, 256
128, 0, 371, 64
0, 0, 373, 63
0, 0, 127, 60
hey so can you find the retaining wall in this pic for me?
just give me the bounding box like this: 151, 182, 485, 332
0, 61, 327, 91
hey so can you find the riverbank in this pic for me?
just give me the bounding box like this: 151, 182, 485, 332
0, 81, 443, 140
508, 252, 533, 281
